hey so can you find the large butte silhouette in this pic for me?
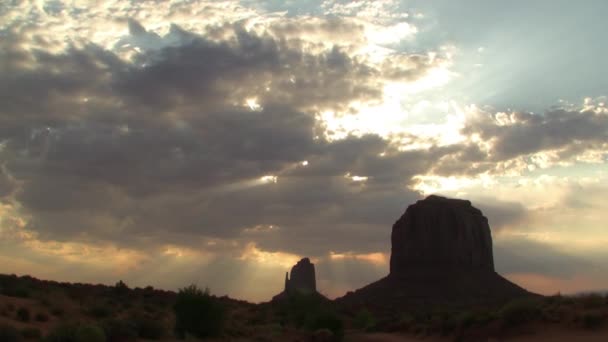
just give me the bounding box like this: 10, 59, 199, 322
336, 195, 534, 308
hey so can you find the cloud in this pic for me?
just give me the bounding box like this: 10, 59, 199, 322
462, 105, 608, 164
0, 19, 448, 259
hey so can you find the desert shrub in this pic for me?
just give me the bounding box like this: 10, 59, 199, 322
143, 304, 156, 314
87, 305, 112, 318
130, 314, 165, 339
581, 312, 605, 329
173, 285, 225, 339
0, 324, 22, 342
455, 311, 475, 328
35, 312, 50, 322
46, 322, 106, 342
101, 318, 138, 342
16, 307, 30, 322
277, 292, 326, 327
113, 281, 129, 296
500, 298, 542, 326
50, 307, 64, 317
39, 297, 51, 307
142, 286, 155, 298
397, 313, 416, 330
306, 311, 344, 342
578, 293, 605, 309
353, 309, 376, 331
21, 327, 42, 339
3, 287, 30, 298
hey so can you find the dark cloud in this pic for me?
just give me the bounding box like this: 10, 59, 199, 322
462, 109, 608, 161
0, 166, 17, 198
0, 21, 448, 258
116, 23, 386, 113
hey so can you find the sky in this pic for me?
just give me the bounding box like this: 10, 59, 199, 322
1, 0, 607, 302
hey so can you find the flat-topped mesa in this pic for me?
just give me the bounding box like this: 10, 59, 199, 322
335, 195, 534, 309
390, 195, 494, 276
285, 257, 316, 294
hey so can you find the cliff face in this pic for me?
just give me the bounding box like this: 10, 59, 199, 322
390, 195, 494, 276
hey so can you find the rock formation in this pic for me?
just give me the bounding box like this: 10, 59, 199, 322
272, 257, 322, 301
336, 195, 535, 309
285, 257, 317, 294
390, 195, 494, 275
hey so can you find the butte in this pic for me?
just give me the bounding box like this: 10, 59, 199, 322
336, 195, 536, 309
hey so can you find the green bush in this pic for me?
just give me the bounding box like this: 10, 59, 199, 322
46, 322, 106, 342
581, 312, 604, 329
21, 327, 42, 339
3, 287, 30, 298
87, 305, 112, 318
131, 314, 165, 339
353, 309, 376, 331
113, 281, 129, 296
579, 294, 605, 309
173, 285, 225, 339
39, 297, 52, 307
16, 307, 30, 322
0, 324, 22, 342
500, 298, 542, 326
101, 318, 138, 342
456, 311, 475, 328
306, 311, 344, 342
278, 292, 325, 327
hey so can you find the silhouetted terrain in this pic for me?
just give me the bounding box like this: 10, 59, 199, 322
1, 196, 607, 341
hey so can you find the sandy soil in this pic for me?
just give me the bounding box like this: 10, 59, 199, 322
508, 327, 608, 341
346, 327, 608, 342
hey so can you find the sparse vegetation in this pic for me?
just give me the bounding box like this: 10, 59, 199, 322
21, 327, 42, 339
46, 322, 106, 342
113, 280, 129, 296
130, 313, 166, 339
50, 307, 64, 317
173, 285, 225, 339
16, 307, 30, 322
353, 309, 376, 331
2, 273, 608, 341
306, 310, 344, 341
35, 312, 50, 322
87, 304, 112, 319
579, 293, 605, 309
499, 298, 542, 326
581, 311, 605, 329
101, 318, 138, 342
